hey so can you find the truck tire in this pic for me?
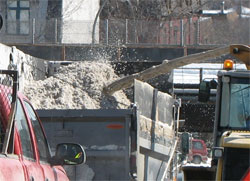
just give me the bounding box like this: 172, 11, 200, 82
192, 156, 202, 164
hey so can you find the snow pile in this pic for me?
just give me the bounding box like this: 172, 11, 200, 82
182, 158, 212, 167
23, 61, 131, 109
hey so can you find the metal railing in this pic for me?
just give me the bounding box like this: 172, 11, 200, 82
0, 17, 249, 46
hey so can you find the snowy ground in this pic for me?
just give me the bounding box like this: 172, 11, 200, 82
182, 157, 212, 167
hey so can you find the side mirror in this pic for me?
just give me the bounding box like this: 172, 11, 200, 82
210, 79, 218, 89
198, 80, 211, 102
212, 147, 224, 159
51, 143, 86, 165
181, 132, 190, 154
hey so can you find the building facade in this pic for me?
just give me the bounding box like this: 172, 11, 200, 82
0, 0, 100, 44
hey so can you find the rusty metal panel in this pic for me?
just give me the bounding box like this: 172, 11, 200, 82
134, 79, 176, 180
134, 79, 174, 124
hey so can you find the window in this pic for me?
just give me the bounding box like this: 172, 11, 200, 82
220, 77, 250, 129
7, 0, 30, 34
192, 141, 203, 150
15, 99, 34, 159
229, 84, 249, 128
24, 101, 50, 162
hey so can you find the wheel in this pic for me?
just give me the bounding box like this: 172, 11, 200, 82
192, 156, 202, 164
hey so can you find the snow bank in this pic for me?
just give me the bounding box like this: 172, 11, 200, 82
182, 158, 212, 167
23, 61, 131, 109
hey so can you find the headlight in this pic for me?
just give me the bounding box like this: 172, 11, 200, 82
213, 147, 224, 159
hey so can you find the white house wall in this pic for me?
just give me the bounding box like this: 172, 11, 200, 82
62, 0, 100, 44
32, 0, 49, 42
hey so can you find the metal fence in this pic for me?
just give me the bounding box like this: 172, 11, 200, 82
0, 17, 249, 46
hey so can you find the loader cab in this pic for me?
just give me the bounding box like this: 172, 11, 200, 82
198, 69, 250, 181
199, 70, 250, 146
198, 57, 250, 147
213, 71, 250, 146
205, 46, 250, 180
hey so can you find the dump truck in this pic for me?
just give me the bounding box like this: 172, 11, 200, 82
37, 79, 181, 180
182, 44, 250, 180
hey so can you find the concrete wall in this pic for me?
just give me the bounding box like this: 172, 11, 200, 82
0, 43, 47, 91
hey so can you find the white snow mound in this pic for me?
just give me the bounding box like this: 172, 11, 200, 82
23, 61, 131, 109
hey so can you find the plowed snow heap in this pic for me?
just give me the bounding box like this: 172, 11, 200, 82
23, 61, 131, 109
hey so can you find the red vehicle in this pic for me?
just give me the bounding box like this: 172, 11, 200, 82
187, 139, 208, 164
0, 70, 85, 181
